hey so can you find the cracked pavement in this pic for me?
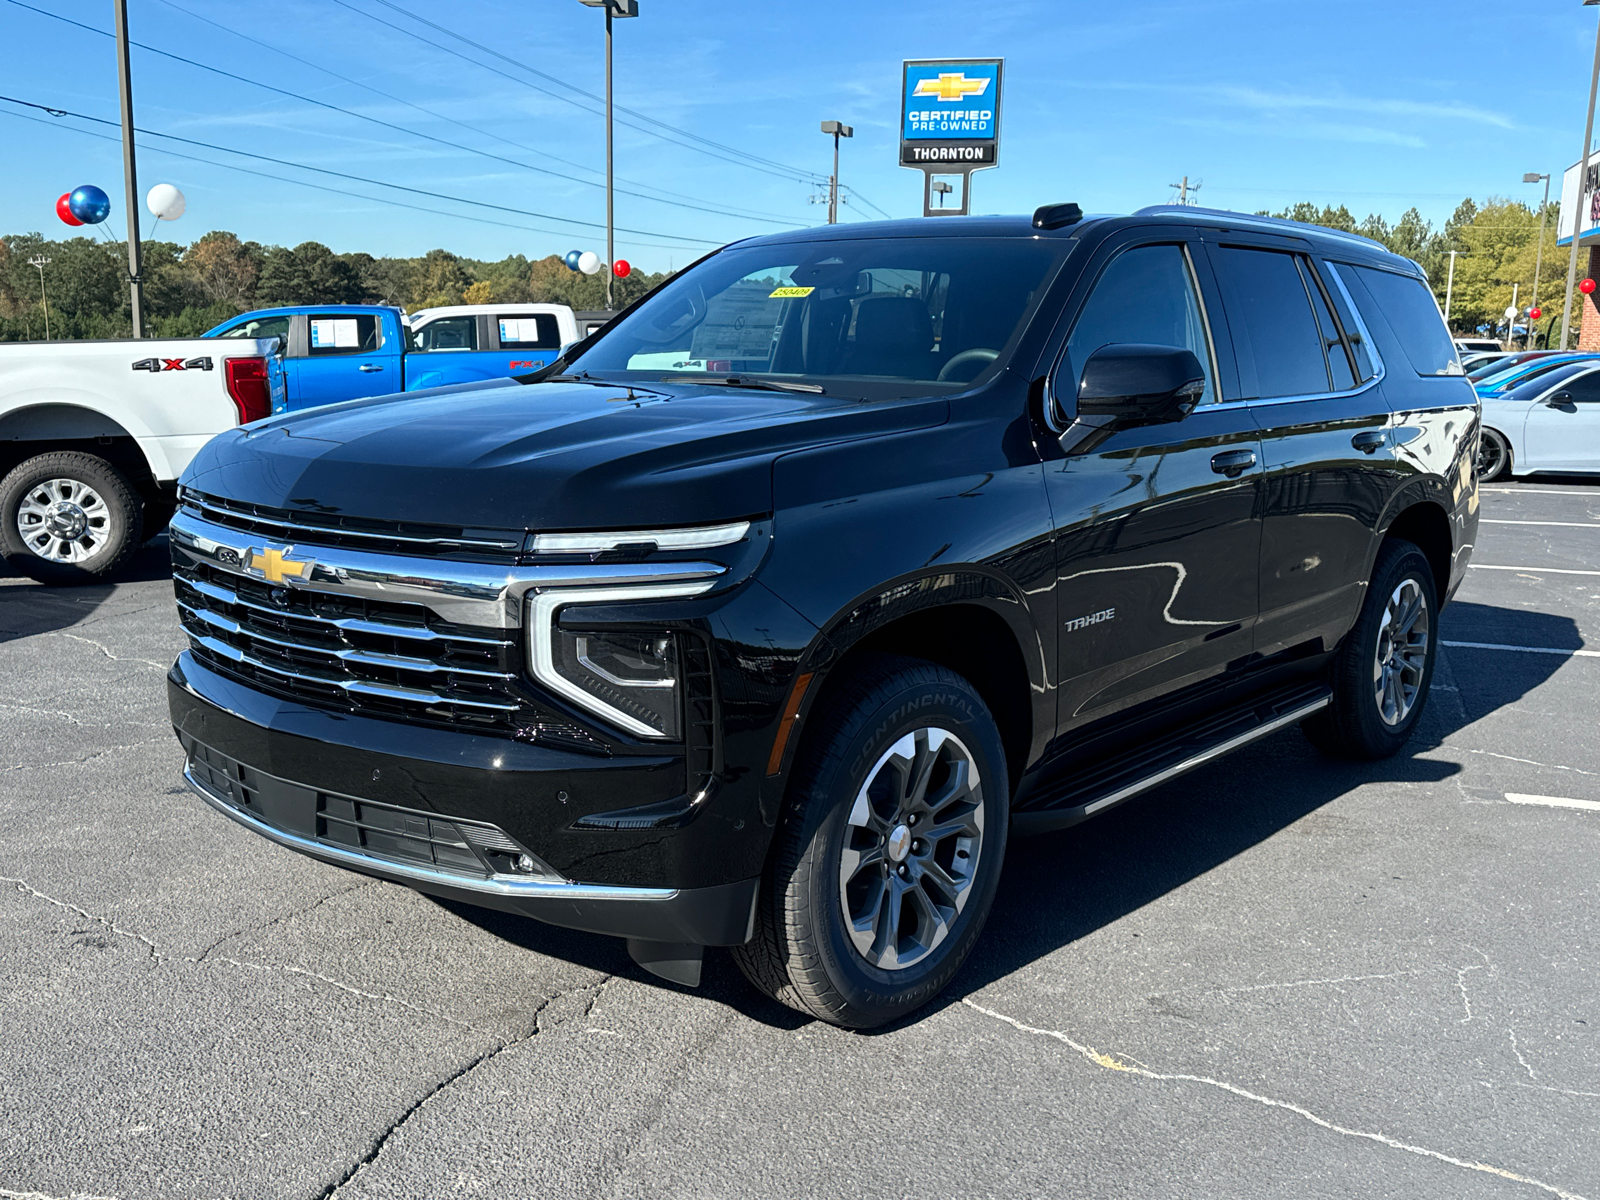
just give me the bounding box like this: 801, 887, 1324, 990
2, 483, 1599, 1200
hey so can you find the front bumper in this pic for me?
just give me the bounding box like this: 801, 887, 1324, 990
169, 652, 758, 947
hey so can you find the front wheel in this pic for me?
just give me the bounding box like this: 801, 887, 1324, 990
0, 452, 144, 585
733, 655, 1009, 1028
1477, 427, 1512, 482
1303, 538, 1437, 760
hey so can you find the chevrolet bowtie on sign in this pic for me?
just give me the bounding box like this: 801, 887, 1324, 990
244, 546, 314, 584
900, 58, 1004, 215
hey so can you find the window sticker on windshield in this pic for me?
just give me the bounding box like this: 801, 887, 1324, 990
769, 286, 814, 299
689, 283, 784, 360
310, 318, 359, 349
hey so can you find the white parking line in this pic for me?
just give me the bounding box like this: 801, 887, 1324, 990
1505, 793, 1600, 812
1480, 485, 1600, 495
1442, 640, 1600, 658
1470, 564, 1600, 576
1479, 520, 1600, 528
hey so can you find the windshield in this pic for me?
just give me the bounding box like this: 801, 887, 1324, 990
1468, 355, 1529, 382
564, 236, 1067, 395
1501, 363, 1590, 402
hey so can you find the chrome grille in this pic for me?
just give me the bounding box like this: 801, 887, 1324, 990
173, 556, 523, 729
179, 489, 524, 562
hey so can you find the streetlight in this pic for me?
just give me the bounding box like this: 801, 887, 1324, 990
114, 0, 145, 337
27, 254, 50, 341
931, 180, 953, 209
1560, 0, 1600, 350
1525, 171, 1552, 347
578, 0, 637, 310
820, 120, 853, 224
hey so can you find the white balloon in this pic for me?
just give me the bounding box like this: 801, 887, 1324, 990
578, 251, 602, 275
146, 183, 186, 221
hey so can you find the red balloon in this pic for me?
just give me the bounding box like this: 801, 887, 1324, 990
1582, 279, 1596, 296
56, 192, 83, 226
1530, 306, 1542, 320
612, 259, 631, 278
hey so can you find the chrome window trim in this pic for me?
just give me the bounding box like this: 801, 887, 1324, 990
527, 580, 717, 739
529, 520, 751, 555
1325, 262, 1394, 385
169, 511, 725, 629
185, 764, 678, 903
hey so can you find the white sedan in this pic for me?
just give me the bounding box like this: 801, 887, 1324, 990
1478, 361, 1600, 481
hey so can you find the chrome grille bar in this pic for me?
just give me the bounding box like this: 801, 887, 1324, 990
185, 494, 522, 553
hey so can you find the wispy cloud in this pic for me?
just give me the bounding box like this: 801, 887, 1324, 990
1176, 115, 1427, 150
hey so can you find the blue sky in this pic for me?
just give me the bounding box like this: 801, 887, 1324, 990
1, 0, 1595, 272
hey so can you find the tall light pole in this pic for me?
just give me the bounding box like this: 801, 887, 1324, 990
113, 0, 145, 338
1444, 249, 1459, 324
820, 121, 853, 224
1560, 0, 1600, 351
931, 180, 953, 209
578, 0, 637, 310
27, 254, 51, 341
1525, 171, 1552, 348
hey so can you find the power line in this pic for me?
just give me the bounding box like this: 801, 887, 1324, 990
839, 186, 893, 220
327, 0, 828, 186
0, 94, 721, 245
3, 0, 805, 232
148, 0, 807, 228
0, 105, 701, 252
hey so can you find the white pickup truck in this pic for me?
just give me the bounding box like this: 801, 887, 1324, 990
0, 336, 284, 584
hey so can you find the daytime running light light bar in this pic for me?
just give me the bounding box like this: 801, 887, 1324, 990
531, 521, 751, 555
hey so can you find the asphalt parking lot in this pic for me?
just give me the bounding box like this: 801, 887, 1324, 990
3, 480, 1598, 1200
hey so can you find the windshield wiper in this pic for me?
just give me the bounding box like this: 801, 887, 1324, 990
663, 375, 825, 395
540, 372, 614, 386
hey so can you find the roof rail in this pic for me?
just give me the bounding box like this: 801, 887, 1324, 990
1133, 205, 1390, 251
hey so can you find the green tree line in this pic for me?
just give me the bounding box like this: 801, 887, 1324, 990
1260, 199, 1569, 340
0, 232, 672, 342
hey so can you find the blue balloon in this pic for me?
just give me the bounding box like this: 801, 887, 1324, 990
68, 184, 111, 225
564, 250, 583, 272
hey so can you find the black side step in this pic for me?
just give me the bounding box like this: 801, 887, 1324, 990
1011, 682, 1332, 836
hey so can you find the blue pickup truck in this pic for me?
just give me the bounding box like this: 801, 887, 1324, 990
205, 303, 581, 414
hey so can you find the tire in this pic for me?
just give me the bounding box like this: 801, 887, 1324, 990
1477, 426, 1511, 482
733, 654, 1009, 1029
0, 452, 144, 585
1302, 538, 1437, 760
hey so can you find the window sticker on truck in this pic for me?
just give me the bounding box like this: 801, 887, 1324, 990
310, 319, 359, 349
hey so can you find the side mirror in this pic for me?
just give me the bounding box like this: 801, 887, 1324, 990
1545, 391, 1574, 407
1076, 344, 1207, 425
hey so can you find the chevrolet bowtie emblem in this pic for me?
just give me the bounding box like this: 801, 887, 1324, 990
246, 546, 313, 584
913, 72, 990, 102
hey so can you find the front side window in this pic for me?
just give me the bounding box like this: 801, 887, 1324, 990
1061, 243, 1216, 408
411, 316, 477, 353
1212, 246, 1331, 399
307, 313, 380, 356
217, 315, 290, 341
565, 236, 1066, 395
1555, 370, 1600, 403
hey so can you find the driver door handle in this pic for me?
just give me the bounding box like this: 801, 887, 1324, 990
358, 364, 384, 372
1210, 448, 1257, 477
1351, 430, 1386, 453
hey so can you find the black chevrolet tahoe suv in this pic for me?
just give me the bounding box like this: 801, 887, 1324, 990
168, 205, 1479, 1028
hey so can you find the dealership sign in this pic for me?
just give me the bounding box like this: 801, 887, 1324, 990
900, 58, 1003, 215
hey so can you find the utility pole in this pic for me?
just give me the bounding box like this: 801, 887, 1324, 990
1561, 0, 1600, 351
1169, 176, 1201, 206
1507, 282, 1520, 348
113, 0, 145, 338
820, 121, 853, 224
1525, 171, 1552, 348
1444, 250, 1458, 324
579, 1, 633, 310
27, 255, 51, 341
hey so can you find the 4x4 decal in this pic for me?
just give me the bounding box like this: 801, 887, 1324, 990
132, 356, 213, 373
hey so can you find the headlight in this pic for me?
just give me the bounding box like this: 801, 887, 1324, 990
527, 581, 714, 739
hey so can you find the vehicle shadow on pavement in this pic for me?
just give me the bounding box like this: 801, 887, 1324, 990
0, 536, 172, 643
431, 599, 1578, 1033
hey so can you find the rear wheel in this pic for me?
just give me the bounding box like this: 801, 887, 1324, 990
1303, 538, 1437, 759
1477, 427, 1511, 482
733, 655, 1009, 1029
0, 452, 144, 585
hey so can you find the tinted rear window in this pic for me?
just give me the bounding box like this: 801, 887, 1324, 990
1345, 266, 1459, 377
1211, 246, 1330, 399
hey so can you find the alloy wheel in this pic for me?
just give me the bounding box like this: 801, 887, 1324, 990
838, 727, 985, 971
1373, 577, 1430, 726
16, 478, 111, 563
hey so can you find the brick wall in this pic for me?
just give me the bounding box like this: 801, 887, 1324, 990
1579, 246, 1600, 351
